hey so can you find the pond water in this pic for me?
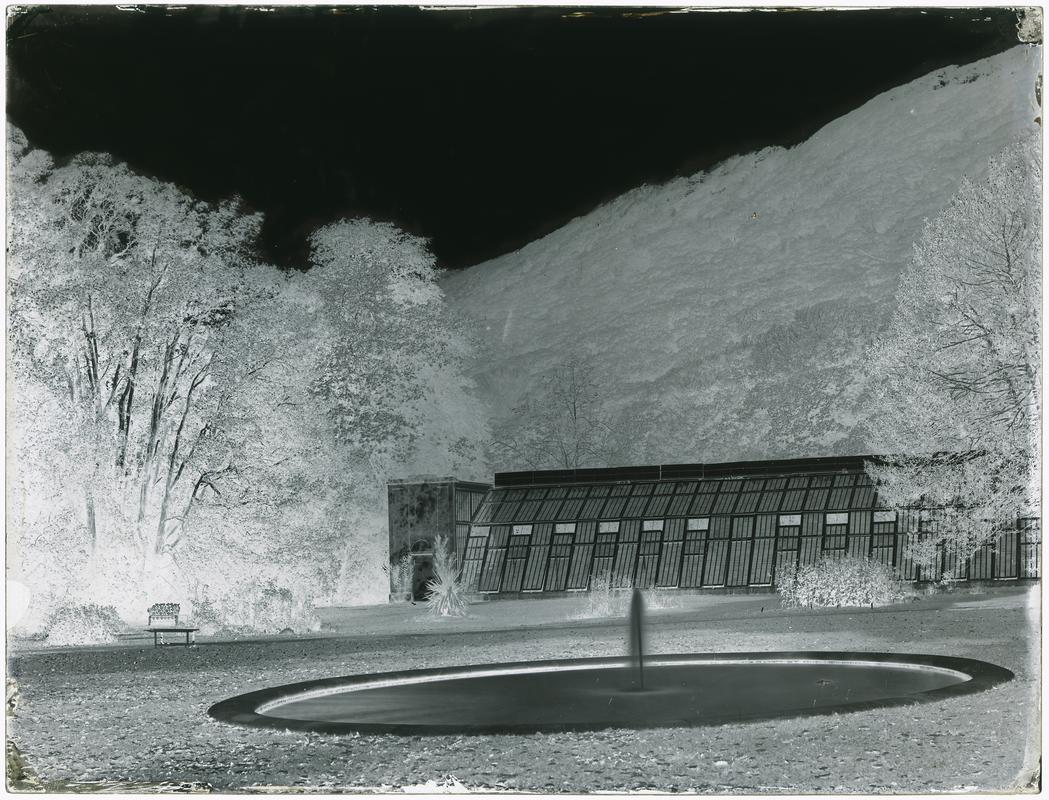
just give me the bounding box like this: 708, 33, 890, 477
210, 652, 1012, 735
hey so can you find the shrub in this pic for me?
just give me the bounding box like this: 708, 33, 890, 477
572, 574, 686, 620
192, 579, 320, 636
44, 603, 125, 646
390, 552, 413, 596
7, 678, 20, 717
778, 556, 909, 609
642, 586, 684, 611
578, 571, 624, 618
425, 535, 467, 617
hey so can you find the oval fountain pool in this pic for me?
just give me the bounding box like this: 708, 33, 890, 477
208, 651, 1013, 735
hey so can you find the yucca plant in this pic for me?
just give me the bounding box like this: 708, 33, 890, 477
425, 535, 467, 617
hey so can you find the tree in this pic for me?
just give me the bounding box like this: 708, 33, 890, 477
290, 220, 481, 604
864, 139, 1040, 567
7, 129, 474, 630
168, 270, 359, 625
303, 219, 458, 468
490, 354, 645, 470
8, 131, 277, 618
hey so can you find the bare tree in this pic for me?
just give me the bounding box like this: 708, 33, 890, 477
864, 139, 1040, 565
490, 355, 645, 470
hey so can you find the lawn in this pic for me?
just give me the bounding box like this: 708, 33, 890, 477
7, 584, 1040, 793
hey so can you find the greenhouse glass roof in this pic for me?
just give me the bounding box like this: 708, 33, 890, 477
457, 456, 1040, 594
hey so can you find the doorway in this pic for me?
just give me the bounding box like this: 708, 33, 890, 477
411, 540, 434, 600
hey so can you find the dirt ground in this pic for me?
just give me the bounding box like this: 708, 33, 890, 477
6, 584, 1041, 793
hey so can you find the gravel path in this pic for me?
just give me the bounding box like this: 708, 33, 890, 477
7, 585, 1039, 793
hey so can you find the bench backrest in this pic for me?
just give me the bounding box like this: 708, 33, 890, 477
148, 602, 180, 626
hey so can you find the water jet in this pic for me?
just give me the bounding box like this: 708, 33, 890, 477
627, 587, 644, 691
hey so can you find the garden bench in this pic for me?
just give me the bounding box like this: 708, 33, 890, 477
145, 603, 198, 648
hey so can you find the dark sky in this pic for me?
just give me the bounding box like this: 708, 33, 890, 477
7, 5, 1021, 269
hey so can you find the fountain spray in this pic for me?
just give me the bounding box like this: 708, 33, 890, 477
628, 587, 645, 691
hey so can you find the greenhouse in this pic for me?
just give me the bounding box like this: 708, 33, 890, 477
438, 456, 1040, 596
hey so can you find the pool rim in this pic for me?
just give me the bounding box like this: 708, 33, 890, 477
206, 650, 1014, 736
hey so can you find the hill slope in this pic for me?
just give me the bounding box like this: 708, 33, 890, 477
442, 46, 1041, 470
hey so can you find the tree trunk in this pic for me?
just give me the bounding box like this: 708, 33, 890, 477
84, 491, 97, 554
153, 357, 210, 556
116, 337, 141, 469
